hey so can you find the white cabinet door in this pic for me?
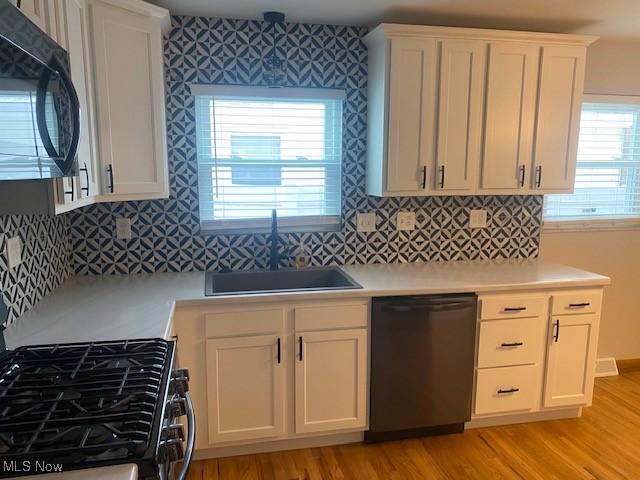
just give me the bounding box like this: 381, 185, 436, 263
543, 314, 598, 408
206, 334, 285, 444
89, 0, 169, 199
54, 0, 99, 211
10, 0, 50, 32
385, 37, 437, 194
481, 43, 539, 191
532, 45, 586, 192
435, 39, 485, 192
295, 329, 367, 434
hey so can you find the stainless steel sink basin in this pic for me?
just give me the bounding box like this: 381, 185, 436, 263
205, 267, 362, 296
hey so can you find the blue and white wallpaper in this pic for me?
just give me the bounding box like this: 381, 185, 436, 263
67, 16, 544, 276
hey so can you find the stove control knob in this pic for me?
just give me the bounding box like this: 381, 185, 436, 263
165, 424, 185, 441
172, 371, 189, 396
170, 397, 187, 417
157, 439, 184, 463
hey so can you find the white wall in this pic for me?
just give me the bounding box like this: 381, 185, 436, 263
539, 39, 640, 360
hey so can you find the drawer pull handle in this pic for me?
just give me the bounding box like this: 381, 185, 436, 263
299, 336, 303, 361
276, 337, 281, 364
500, 342, 524, 348
568, 302, 590, 308
503, 307, 527, 312
497, 387, 520, 395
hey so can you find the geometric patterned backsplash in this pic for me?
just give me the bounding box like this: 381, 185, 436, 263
0, 214, 71, 325
68, 15, 544, 276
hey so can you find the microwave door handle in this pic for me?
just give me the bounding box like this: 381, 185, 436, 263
36, 56, 81, 176
35, 67, 58, 160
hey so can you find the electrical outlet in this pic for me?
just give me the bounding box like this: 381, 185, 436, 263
397, 211, 416, 231
356, 212, 376, 232
469, 209, 488, 229
6, 236, 23, 269
115, 217, 132, 240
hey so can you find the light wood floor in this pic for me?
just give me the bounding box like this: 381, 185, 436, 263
187, 369, 640, 479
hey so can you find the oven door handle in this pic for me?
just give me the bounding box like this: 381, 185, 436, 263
174, 392, 196, 480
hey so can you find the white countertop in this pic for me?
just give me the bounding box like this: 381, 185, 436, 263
4, 259, 610, 349
3, 464, 137, 480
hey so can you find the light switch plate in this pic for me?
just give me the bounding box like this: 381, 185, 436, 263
469, 209, 488, 229
356, 212, 376, 232
116, 218, 132, 240
397, 211, 416, 231
6, 236, 23, 269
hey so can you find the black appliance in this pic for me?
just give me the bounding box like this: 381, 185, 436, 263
366, 294, 477, 442
0, 0, 80, 181
0, 337, 194, 480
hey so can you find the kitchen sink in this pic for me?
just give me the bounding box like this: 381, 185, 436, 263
205, 267, 362, 296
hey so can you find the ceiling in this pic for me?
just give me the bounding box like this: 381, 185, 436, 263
148, 0, 640, 40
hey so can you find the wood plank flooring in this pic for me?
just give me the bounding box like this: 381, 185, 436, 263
187, 370, 640, 479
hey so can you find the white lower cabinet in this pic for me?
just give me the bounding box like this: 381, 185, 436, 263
475, 288, 603, 420
206, 334, 285, 444
543, 290, 602, 409
475, 364, 538, 415
295, 329, 367, 434
203, 300, 369, 446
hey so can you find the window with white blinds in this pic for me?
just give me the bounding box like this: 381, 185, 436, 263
193, 85, 345, 232
544, 99, 640, 225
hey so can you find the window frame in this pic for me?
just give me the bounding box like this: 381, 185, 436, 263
543, 94, 640, 233
191, 84, 346, 234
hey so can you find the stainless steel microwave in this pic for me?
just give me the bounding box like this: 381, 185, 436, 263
0, 0, 80, 181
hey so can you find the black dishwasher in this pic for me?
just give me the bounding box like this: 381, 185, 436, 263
366, 294, 477, 442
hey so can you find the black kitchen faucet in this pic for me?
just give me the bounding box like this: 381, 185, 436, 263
270, 209, 280, 271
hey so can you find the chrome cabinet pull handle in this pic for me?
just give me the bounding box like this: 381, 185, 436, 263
80, 162, 89, 196
107, 164, 115, 193
519, 165, 526, 187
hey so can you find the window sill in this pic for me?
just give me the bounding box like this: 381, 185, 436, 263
543, 217, 640, 233
199, 216, 341, 235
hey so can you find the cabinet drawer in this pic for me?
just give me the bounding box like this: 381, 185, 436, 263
480, 295, 547, 320
475, 364, 538, 415
295, 304, 367, 331
477, 318, 543, 368
551, 290, 602, 316
205, 308, 285, 337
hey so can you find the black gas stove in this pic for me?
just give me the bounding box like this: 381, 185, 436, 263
0, 337, 194, 479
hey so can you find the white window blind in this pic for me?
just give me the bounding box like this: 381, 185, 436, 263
544, 100, 640, 223
193, 85, 344, 232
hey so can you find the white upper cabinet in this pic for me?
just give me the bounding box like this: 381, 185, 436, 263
364, 24, 596, 197
385, 38, 437, 194
532, 45, 587, 192
88, 0, 169, 200
435, 39, 485, 192
480, 43, 539, 191
9, 0, 52, 32
53, 0, 100, 213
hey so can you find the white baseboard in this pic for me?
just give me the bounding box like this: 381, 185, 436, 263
194, 431, 364, 460
595, 357, 619, 377
466, 407, 582, 429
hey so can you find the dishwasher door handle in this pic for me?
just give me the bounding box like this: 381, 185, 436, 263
380, 301, 474, 313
